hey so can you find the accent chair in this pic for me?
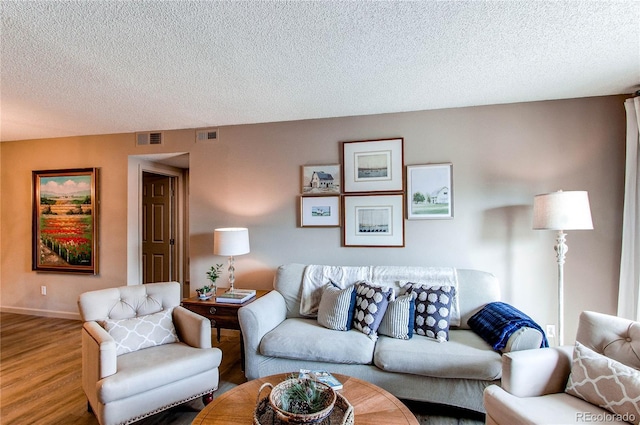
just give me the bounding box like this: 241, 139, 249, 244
78, 281, 222, 425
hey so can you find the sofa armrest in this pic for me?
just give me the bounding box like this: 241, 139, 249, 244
82, 321, 117, 379
173, 306, 212, 349
501, 345, 573, 397
238, 291, 287, 379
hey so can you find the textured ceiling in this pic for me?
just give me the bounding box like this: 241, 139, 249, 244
1, 1, 639, 142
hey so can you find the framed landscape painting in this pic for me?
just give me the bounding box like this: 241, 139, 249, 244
343, 194, 404, 247
342, 138, 404, 193
32, 168, 99, 274
407, 163, 453, 219
300, 196, 341, 227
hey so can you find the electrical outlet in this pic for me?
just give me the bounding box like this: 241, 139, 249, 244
546, 324, 556, 338
41, 285, 47, 296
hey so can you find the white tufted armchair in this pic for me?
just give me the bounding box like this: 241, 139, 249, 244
77, 282, 222, 425
484, 311, 640, 424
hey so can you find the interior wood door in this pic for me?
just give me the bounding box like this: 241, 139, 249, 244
142, 172, 176, 283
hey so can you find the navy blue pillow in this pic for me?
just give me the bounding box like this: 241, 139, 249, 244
352, 282, 393, 339
410, 285, 454, 341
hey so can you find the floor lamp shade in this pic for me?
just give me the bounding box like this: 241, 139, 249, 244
213, 228, 250, 256
533, 191, 593, 230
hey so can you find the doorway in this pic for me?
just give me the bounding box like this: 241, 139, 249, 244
142, 172, 176, 283
128, 153, 189, 292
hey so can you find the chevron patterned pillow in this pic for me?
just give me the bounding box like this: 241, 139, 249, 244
566, 342, 640, 425
100, 308, 179, 355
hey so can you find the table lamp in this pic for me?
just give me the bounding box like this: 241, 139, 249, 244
533, 190, 593, 345
213, 227, 250, 293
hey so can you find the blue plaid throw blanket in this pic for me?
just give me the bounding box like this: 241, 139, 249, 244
468, 302, 548, 351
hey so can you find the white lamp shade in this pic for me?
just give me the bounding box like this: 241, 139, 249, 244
213, 228, 250, 256
532, 191, 593, 230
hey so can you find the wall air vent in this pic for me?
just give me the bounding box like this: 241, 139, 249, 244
196, 128, 218, 143
136, 132, 164, 146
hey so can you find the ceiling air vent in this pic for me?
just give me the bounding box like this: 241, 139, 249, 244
136, 132, 164, 146
196, 128, 218, 143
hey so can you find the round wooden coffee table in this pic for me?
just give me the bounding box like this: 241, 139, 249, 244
193, 373, 419, 425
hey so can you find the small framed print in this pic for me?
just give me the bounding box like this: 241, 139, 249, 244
342, 138, 404, 193
300, 196, 341, 227
407, 163, 453, 219
301, 164, 341, 195
343, 194, 404, 247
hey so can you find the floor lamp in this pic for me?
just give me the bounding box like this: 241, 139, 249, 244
533, 190, 593, 346
213, 227, 250, 293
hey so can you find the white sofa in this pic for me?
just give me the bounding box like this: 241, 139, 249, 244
238, 264, 543, 413
484, 311, 640, 425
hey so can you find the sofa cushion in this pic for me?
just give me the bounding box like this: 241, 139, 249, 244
373, 330, 502, 380
317, 282, 356, 331
410, 285, 454, 341
100, 308, 179, 355
565, 342, 640, 424
378, 293, 415, 340
260, 318, 375, 364
98, 342, 222, 403
352, 282, 393, 340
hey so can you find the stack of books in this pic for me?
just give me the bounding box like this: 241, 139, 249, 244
215, 288, 256, 304
299, 369, 343, 390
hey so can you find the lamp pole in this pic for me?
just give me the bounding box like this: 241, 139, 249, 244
554, 230, 568, 346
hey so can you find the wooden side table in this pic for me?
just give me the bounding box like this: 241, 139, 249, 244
181, 289, 269, 368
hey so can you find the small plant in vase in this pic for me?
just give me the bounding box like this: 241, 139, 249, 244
196, 264, 223, 300
195, 285, 214, 300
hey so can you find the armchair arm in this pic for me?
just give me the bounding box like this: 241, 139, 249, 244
172, 306, 212, 349
82, 321, 117, 379
238, 291, 287, 379
501, 345, 573, 397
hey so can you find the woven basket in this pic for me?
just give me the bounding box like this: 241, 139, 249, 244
256, 378, 336, 424
254, 392, 353, 425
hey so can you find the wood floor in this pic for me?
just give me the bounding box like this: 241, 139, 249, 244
0, 313, 483, 425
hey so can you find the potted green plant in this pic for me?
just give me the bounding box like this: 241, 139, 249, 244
195, 284, 214, 300
196, 264, 223, 299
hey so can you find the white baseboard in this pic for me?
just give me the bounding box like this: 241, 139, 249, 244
0, 306, 81, 321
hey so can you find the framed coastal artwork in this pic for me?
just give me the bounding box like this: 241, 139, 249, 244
343, 194, 404, 247
301, 164, 341, 195
32, 168, 99, 274
342, 138, 404, 193
300, 196, 341, 227
406, 163, 453, 219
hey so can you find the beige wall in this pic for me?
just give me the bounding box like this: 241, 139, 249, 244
0, 95, 626, 342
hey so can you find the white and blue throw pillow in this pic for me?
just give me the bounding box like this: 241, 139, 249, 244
317, 282, 357, 331
378, 293, 416, 340
409, 285, 454, 341
352, 281, 393, 340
